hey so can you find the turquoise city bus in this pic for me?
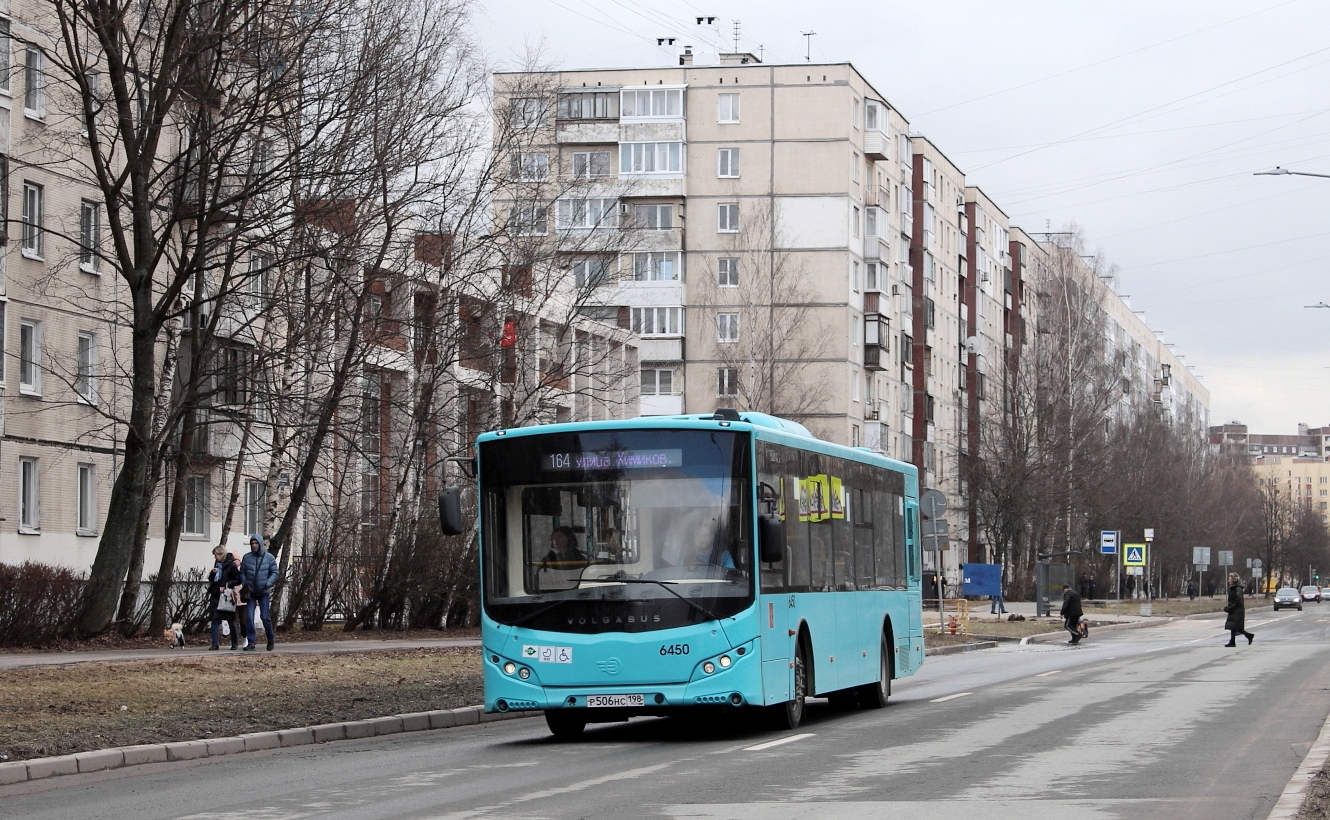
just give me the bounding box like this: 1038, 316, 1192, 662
439, 410, 924, 738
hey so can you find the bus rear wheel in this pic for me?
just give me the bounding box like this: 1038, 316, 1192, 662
544, 710, 587, 740
857, 635, 892, 709
768, 640, 808, 730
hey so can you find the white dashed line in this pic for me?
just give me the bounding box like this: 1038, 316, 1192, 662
1035, 670, 1062, 677
744, 733, 815, 751
930, 692, 973, 703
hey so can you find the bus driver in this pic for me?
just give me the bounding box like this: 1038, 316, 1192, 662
542, 526, 587, 566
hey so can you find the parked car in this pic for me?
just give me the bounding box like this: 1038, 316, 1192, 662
1274, 587, 1303, 611
1301, 585, 1322, 603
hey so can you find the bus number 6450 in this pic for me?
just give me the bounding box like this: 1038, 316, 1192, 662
659, 644, 690, 656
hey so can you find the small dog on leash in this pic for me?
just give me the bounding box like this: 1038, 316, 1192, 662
164, 623, 185, 648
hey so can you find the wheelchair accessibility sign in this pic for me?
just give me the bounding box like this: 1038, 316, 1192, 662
1123, 545, 1147, 567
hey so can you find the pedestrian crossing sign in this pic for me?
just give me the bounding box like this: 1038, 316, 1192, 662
1123, 544, 1147, 567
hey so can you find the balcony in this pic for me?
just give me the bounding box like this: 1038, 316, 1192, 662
863, 129, 889, 161
556, 121, 618, 144
638, 338, 683, 360
863, 236, 888, 261
864, 345, 888, 371
618, 176, 685, 198
641, 394, 685, 416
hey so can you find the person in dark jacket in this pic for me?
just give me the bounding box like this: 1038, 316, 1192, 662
208, 547, 242, 650
1061, 584, 1084, 644
1224, 572, 1254, 646
239, 534, 279, 651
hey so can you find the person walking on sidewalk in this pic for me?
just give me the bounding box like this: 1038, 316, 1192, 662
1224, 572, 1255, 647
240, 534, 279, 651
1061, 584, 1084, 645
208, 547, 242, 650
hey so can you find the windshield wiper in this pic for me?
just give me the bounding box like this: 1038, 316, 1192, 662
581, 576, 723, 622
509, 597, 581, 627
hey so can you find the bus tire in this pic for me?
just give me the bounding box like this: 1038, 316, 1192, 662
857, 634, 892, 709
768, 640, 808, 730
544, 710, 587, 740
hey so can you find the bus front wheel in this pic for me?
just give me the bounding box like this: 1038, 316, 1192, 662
544, 710, 587, 740
857, 635, 892, 709
769, 640, 808, 730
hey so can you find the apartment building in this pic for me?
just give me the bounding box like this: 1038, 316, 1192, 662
1252, 456, 1330, 527
1211, 422, 1330, 461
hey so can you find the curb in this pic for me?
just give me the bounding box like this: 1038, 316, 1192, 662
0, 704, 537, 786
1267, 703, 1330, 818
924, 641, 999, 656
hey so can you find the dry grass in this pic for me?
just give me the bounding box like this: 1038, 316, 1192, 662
0, 647, 482, 761
1298, 766, 1330, 819
0, 625, 481, 654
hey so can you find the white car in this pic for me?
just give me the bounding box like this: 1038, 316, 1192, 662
1274, 587, 1303, 611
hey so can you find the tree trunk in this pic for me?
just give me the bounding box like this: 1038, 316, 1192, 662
150, 422, 194, 633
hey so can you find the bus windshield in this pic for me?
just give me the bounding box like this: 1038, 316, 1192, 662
479, 429, 753, 633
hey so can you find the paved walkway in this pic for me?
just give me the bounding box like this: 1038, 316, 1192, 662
0, 637, 482, 671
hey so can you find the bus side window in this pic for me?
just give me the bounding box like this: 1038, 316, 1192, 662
853, 477, 875, 589
904, 499, 920, 583
872, 485, 894, 588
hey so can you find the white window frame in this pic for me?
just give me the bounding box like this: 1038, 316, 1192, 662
245, 479, 265, 537
852, 153, 860, 183
510, 204, 547, 236
0, 18, 10, 95
640, 367, 677, 396
717, 202, 739, 233
619, 141, 683, 175
866, 206, 878, 237
76, 331, 97, 404
718, 257, 739, 287
633, 203, 673, 230
620, 87, 684, 120
182, 474, 210, 538
852, 260, 861, 293
717, 92, 740, 123
509, 151, 549, 181
18, 318, 40, 396
630, 306, 684, 337
79, 200, 100, 273
632, 251, 681, 281
716, 312, 739, 343
21, 181, 43, 258
508, 97, 546, 127
571, 257, 614, 289
23, 47, 43, 119
77, 463, 96, 535
571, 150, 612, 179
0, 298, 6, 386
556, 197, 617, 230
248, 252, 271, 304
866, 262, 879, 292
18, 456, 39, 532
717, 147, 740, 178
853, 206, 861, 238
717, 367, 739, 398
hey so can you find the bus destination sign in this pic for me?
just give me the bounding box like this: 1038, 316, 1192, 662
543, 449, 683, 472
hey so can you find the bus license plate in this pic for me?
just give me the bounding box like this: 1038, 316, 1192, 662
586, 694, 644, 708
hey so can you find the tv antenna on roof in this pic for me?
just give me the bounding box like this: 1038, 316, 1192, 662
732, 19, 741, 52
801, 31, 816, 61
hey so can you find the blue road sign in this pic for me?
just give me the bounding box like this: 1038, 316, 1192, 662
961, 563, 1002, 597
1100, 530, 1118, 554
1124, 545, 1146, 566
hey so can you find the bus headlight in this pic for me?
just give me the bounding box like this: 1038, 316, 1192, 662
703, 661, 716, 675
503, 662, 516, 675
518, 667, 531, 680
719, 655, 732, 668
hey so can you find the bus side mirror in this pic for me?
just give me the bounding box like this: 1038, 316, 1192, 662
439, 487, 465, 536
759, 514, 784, 563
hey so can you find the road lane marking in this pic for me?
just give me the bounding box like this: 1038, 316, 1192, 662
1268, 703, 1330, 818
1035, 670, 1062, 677
929, 692, 973, 703
744, 733, 815, 751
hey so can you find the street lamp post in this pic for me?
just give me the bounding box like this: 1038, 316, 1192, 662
1254, 167, 1330, 179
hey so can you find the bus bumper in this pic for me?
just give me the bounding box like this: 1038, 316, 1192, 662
482, 641, 765, 715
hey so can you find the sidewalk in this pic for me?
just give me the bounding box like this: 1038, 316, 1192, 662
0, 637, 481, 671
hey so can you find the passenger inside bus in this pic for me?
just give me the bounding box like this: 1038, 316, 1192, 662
541, 526, 587, 567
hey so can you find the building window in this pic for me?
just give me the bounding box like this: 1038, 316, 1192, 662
508, 97, 546, 127
852, 260, 862, 293
717, 367, 739, 397
718, 202, 739, 233
571, 150, 612, 178
23, 48, 43, 118
717, 147, 740, 178
866, 207, 878, 237
18, 318, 40, 395
19, 456, 39, 531
571, 257, 614, 289
0, 19, 10, 94
865, 101, 881, 131
556, 197, 617, 230
509, 152, 548, 181
866, 262, 879, 291
183, 475, 209, 537
509, 204, 547, 236
633, 203, 673, 229
21, 181, 42, 257
621, 87, 683, 118
851, 424, 860, 447
641, 367, 676, 396
558, 90, 618, 120
619, 142, 683, 174
79, 200, 100, 272
630, 306, 683, 337
0, 300, 6, 385
77, 463, 96, 534
717, 93, 740, 123
245, 480, 265, 537
718, 257, 739, 287
853, 206, 861, 238
76, 331, 97, 404
852, 153, 860, 183
247, 253, 270, 304
632, 251, 681, 281
716, 312, 739, 342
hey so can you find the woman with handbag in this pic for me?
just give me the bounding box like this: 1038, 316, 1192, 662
208, 548, 242, 650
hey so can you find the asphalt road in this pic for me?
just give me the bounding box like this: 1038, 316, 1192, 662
5, 606, 1329, 820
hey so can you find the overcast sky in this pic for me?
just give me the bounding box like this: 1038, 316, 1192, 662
474, 0, 1330, 434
